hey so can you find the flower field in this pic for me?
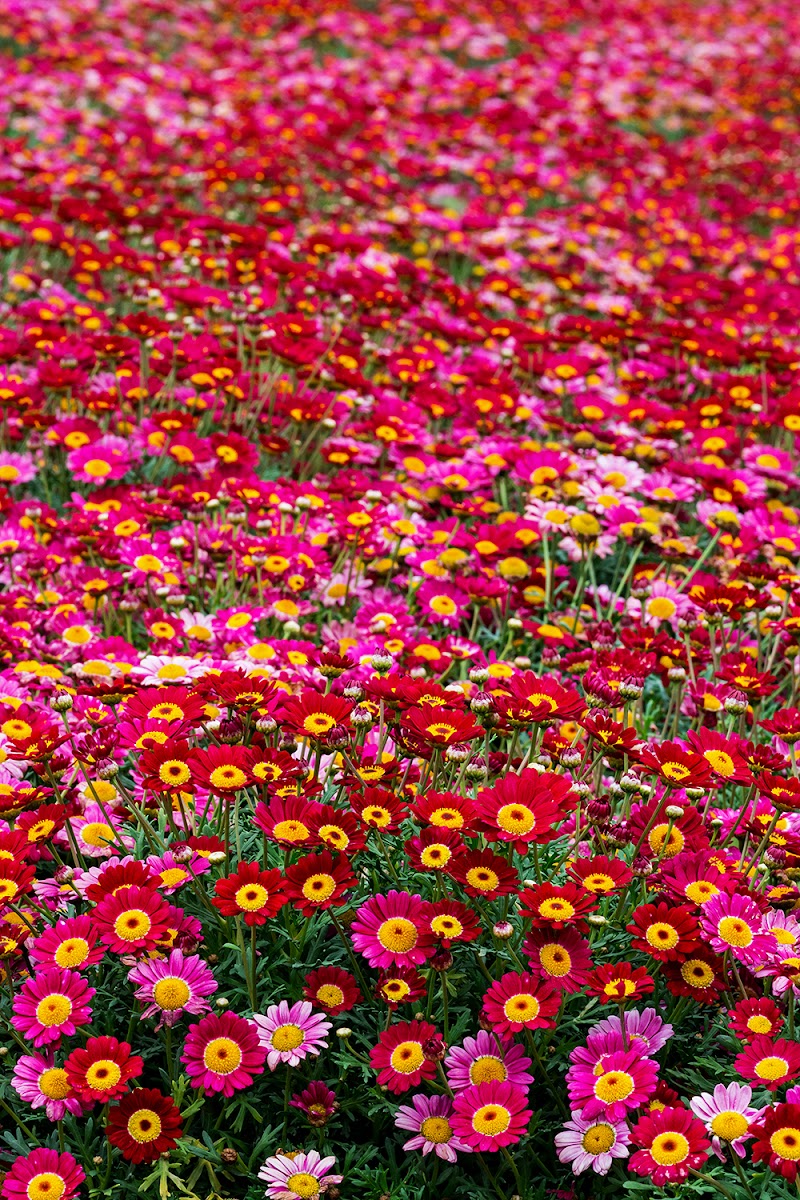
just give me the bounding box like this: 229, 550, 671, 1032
1, 0, 800, 1197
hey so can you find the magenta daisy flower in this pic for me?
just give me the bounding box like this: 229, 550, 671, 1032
394, 1093, 472, 1161
253, 1000, 332, 1070
351, 890, 435, 969
450, 1080, 532, 1151
127, 949, 217, 1029
445, 1031, 534, 1094
690, 1082, 762, 1160
555, 1111, 631, 1176
567, 1048, 659, 1121
258, 1149, 342, 1200
12, 967, 95, 1048
28, 915, 105, 972
700, 892, 774, 965
11, 1051, 85, 1121
1, 1149, 84, 1200
181, 1011, 265, 1097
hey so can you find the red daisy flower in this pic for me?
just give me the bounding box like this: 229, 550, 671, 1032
283, 850, 356, 918
482, 971, 560, 1035
409, 789, 479, 835
627, 800, 709, 859
586, 962, 655, 1004
629, 1106, 710, 1185
518, 881, 598, 929
370, 1020, 438, 1094
213, 862, 286, 926
636, 741, 716, 790
627, 902, 702, 962
400, 705, 482, 750
1, 1149, 84, 1200
751, 1102, 800, 1180
728, 997, 784, 1042
567, 854, 633, 896
418, 899, 482, 946
83, 861, 157, 904
662, 949, 725, 1005
449, 848, 520, 900
522, 928, 593, 993
282, 691, 352, 741
94, 885, 172, 955
65, 1036, 143, 1105
307, 804, 366, 856
188, 744, 255, 794
253, 795, 320, 849
349, 786, 408, 832
735, 1035, 800, 1091
477, 770, 573, 854
404, 827, 464, 873
107, 1087, 183, 1163
376, 966, 427, 1009
303, 966, 362, 1016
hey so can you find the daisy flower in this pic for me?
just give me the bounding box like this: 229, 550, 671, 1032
303, 966, 362, 1016
12, 967, 95, 1048
727, 996, 784, 1041
64, 1035, 143, 1105
0, 451, 36, 486
450, 1080, 532, 1152
181, 1010, 266, 1097
128, 949, 217, 1028
626, 901, 701, 962
0, 1149, 84, 1200
370, 1020, 438, 1094
522, 928, 593, 993
67, 801, 134, 859
351, 890, 435, 969
735, 1035, 800, 1091
132, 655, 209, 687
445, 1031, 534, 1094
254, 1000, 332, 1070
290, 1081, 338, 1127
567, 1048, 659, 1121
585, 961, 654, 1004
689, 1082, 761, 1160
11, 1051, 85, 1121
213, 861, 286, 925
700, 891, 775, 965
481, 971, 560, 1035
93, 885, 172, 955
751, 1102, 800, 1180
106, 1088, 183, 1164
629, 1106, 710, 1185
283, 850, 357, 918
555, 1111, 631, 1176
259, 1150, 342, 1200
590, 1008, 673, 1056
28, 915, 105, 972
394, 1093, 471, 1161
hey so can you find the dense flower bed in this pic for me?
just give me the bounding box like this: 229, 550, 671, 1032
0, 1, 800, 1197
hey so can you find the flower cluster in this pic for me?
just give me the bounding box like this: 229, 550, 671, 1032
1, 0, 800, 1198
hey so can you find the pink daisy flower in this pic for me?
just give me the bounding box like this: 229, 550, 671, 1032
590, 1008, 673, 1057
181, 1011, 265, 1097
700, 892, 775, 965
11, 1051, 85, 1121
145, 850, 210, 894
0, 1149, 84, 1200
253, 1000, 332, 1070
12, 967, 95, 1048
567, 1048, 659, 1121
127, 949, 217, 1029
450, 1080, 532, 1152
63, 801, 134, 859
690, 1082, 762, 1160
394, 1093, 472, 1161
445, 1031, 534, 1094
258, 1150, 342, 1200
351, 890, 435, 969
28, 915, 105, 972
555, 1111, 631, 1175
0, 452, 36, 486
67, 435, 131, 484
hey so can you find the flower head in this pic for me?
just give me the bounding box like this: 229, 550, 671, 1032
395, 1093, 471, 1162
0, 1148, 84, 1200
254, 1000, 331, 1070
690, 1081, 761, 1160
107, 1088, 183, 1163
64, 1035, 143, 1105
181, 1010, 265, 1097
370, 1020, 439, 1094
12, 967, 94, 1048
450, 1080, 532, 1151
629, 1106, 710, 1185
258, 1150, 342, 1200
555, 1111, 631, 1176
128, 949, 218, 1028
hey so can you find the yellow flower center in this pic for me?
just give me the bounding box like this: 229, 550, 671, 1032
466, 867, 499, 892
271, 1023, 305, 1052
209, 765, 247, 790
650, 1131, 690, 1165
79, 821, 115, 848
153, 977, 191, 1010
301, 873, 336, 903
582, 872, 615, 893
316, 984, 344, 1008
684, 881, 718, 904
717, 917, 753, 948
39, 1067, 71, 1100
594, 1071, 634, 1103
771, 1127, 800, 1160
503, 993, 540, 1023
317, 824, 348, 850
538, 898, 575, 920
645, 922, 679, 950
470, 1056, 507, 1084
705, 750, 734, 776
647, 596, 676, 619
496, 803, 536, 835
711, 1111, 749, 1141
756, 1055, 789, 1081
272, 819, 309, 842
539, 944, 572, 976
158, 761, 191, 786
390, 1041, 425, 1074
430, 915, 463, 938
285, 1174, 321, 1199
302, 713, 335, 737
54, 938, 90, 968
203, 1036, 243, 1075
160, 868, 188, 888
86, 1059, 122, 1091
127, 1109, 162, 1143
113, 909, 152, 942
681, 959, 715, 987
25, 1174, 65, 1200
648, 823, 684, 858
582, 1123, 616, 1154
472, 1104, 511, 1136
429, 807, 463, 828
420, 1116, 452, 1144
35, 994, 72, 1027
377, 918, 418, 953
420, 844, 451, 869
235, 883, 268, 912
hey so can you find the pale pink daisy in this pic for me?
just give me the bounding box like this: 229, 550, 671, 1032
445, 1031, 534, 1094
254, 1000, 332, 1070
555, 1111, 630, 1175
258, 1149, 342, 1199
394, 1093, 471, 1161
689, 1082, 761, 1160
11, 1051, 86, 1121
